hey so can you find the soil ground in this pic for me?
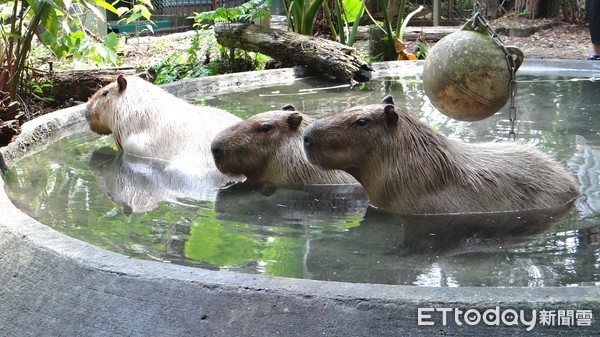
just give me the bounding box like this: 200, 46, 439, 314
495, 18, 591, 60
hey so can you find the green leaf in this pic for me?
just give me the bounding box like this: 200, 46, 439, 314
347, 2, 364, 46
3, 32, 21, 39
342, 0, 363, 23
103, 31, 118, 49
96, 44, 109, 60
41, 7, 59, 37
103, 45, 118, 65
303, 0, 325, 35
25, 0, 36, 11
133, 4, 151, 20
125, 12, 141, 23
69, 29, 85, 46
398, 5, 423, 41
89, 0, 120, 15
39, 30, 57, 46
213, 8, 229, 22
40, 31, 68, 58
82, 0, 107, 22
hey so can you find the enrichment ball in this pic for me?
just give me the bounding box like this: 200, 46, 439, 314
422, 25, 523, 121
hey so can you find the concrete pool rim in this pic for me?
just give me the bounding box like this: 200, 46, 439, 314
1, 60, 599, 336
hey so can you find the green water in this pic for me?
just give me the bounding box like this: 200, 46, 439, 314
4, 74, 600, 287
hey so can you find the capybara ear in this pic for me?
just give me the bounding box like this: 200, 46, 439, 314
137, 72, 149, 81
286, 112, 303, 131
381, 95, 395, 105
384, 105, 399, 125
117, 74, 127, 93
282, 104, 296, 111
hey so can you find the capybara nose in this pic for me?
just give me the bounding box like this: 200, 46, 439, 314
211, 142, 225, 162
303, 135, 312, 148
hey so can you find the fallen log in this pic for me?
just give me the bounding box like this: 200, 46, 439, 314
0, 90, 22, 147
0, 119, 20, 147
214, 23, 373, 84
47, 67, 138, 102
0, 91, 20, 121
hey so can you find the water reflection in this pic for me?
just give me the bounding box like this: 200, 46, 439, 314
303, 203, 574, 286
88, 146, 241, 214
213, 182, 367, 226
569, 136, 600, 221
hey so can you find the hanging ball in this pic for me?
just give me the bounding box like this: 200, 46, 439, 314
422, 28, 524, 121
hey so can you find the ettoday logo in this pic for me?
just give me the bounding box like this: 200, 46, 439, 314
417, 307, 593, 331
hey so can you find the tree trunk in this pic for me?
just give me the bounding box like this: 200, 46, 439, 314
561, 0, 583, 23
214, 23, 373, 84
480, 0, 501, 19
514, 0, 561, 18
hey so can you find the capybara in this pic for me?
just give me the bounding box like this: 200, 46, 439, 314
211, 106, 357, 185
303, 96, 580, 214
86, 74, 241, 169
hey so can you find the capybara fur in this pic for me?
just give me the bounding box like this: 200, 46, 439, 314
86, 74, 241, 168
211, 107, 357, 185
303, 96, 580, 214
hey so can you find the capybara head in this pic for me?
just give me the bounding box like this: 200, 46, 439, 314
211, 105, 305, 181
211, 106, 356, 185
86, 74, 151, 136
303, 95, 408, 180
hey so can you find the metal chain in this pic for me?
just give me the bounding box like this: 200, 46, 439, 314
468, 12, 519, 140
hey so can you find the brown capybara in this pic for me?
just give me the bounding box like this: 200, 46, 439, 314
86, 74, 241, 169
211, 106, 357, 185
303, 96, 580, 214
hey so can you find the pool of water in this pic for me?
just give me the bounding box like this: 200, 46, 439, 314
4, 71, 600, 287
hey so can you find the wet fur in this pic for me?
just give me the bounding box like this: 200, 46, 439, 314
303, 101, 580, 214
86, 75, 241, 168
211, 110, 357, 185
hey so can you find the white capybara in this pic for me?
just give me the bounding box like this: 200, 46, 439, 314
303, 96, 580, 214
211, 105, 357, 185
86, 74, 241, 169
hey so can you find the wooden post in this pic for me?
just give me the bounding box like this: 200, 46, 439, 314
433, 0, 440, 26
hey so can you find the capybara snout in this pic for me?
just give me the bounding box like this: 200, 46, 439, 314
210, 140, 225, 163
302, 129, 315, 149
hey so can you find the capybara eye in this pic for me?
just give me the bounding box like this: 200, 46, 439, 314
101, 90, 108, 97
258, 124, 274, 133
355, 118, 369, 126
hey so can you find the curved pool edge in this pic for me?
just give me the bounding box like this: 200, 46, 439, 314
1, 64, 599, 336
